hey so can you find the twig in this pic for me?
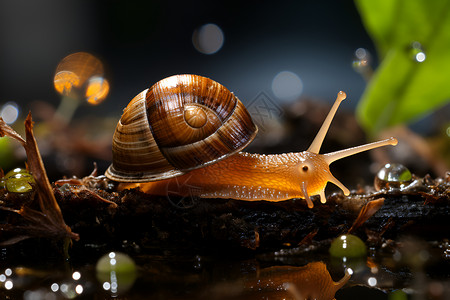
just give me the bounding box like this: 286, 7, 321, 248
0, 113, 79, 244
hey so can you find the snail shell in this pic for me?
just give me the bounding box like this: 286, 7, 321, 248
105, 74, 258, 182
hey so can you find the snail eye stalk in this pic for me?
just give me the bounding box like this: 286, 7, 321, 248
308, 91, 346, 154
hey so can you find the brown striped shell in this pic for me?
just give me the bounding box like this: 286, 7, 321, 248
105, 74, 258, 182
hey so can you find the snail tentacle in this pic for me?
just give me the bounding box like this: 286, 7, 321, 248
301, 181, 313, 209
319, 190, 327, 204
307, 91, 346, 154
324, 137, 398, 164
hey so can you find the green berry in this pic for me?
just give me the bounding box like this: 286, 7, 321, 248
5, 172, 35, 194
5, 167, 29, 178
329, 234, 367, 258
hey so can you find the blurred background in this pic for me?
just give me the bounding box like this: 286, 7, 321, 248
0, 0, 448, 179
0, 0, 371, 109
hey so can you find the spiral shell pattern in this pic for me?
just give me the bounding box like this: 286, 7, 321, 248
106, 74, 257, 182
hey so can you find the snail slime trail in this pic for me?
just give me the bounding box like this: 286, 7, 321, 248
105, 75, 397, 208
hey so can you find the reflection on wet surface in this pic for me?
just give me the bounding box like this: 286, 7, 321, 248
0, 240, 449, 299
242, 262, 350, 300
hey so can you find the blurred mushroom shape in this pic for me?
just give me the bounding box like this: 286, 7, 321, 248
53, 52, 109, 123
54, 52, 104, 95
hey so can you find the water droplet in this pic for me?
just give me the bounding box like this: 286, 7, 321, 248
374, 163, 412, 191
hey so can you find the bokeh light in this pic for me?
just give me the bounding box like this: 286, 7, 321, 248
72, 271, 81, 281
96, 252, 137, 296
54, 52, 103, 92
355, 47, 368, 61
353, 47, 371, 68
415, 52, 426, 62
51, 283, 59, 292
4, 280, 13, 290
410, 41, 427, 63
0, 102, 20, 124
192, 23, 224, 54
53, 52, 109, 105
75, 284, 83, 294
85, 76, 110, 105
368, 277, 377, 287
53, 71, 80, 96
52, 52, 110, 123
271, 71, 303, 102
352, 47, 373, 80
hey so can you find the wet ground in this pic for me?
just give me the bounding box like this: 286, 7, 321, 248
0, 233, 449, 299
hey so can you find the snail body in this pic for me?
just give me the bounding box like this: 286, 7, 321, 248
124, 151, 334, 207
106, 74, 397, 208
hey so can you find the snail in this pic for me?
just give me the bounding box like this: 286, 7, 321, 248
105, 74, 397, 208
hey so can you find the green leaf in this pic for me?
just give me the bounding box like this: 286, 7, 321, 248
355, 0, 450, 135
